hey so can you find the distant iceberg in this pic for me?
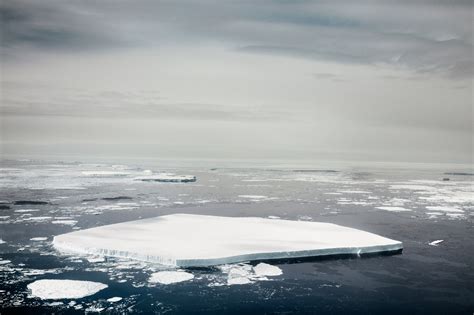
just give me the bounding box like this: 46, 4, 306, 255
135, 173, 196, 183
53, 214, 402, 267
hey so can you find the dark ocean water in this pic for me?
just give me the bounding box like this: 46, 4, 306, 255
0, 159, 472, 314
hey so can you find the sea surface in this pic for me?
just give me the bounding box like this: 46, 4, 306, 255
0, 159, 473, 314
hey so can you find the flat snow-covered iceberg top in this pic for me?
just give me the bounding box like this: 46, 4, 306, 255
53, 214, 402, 267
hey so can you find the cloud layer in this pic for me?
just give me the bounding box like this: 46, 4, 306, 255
2, 0, 472, 77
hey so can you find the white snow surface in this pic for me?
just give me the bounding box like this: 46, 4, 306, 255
53, 214, 402, 267
27, 279, 107, 300
149, 271, 194, 284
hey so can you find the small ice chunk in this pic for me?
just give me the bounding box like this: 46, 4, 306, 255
30, 237, 48, 241
26, 216, 52, 221
376, 206, 411, 212
87, 256, 105, 263
338, 190, 371, 194
220, 263, 282, 285
429, 240, 444, 246
238, 195, 267, 199
52, 220, 78, 226
0, 259, 11, 265
82, 171, 130, 177
0, 239, 5, 244
425, 206, 464, 213
149, 271, 194, 284
106, 297, 122, 303
14, 209, 40, 213
267, 216, 280, 219
253, 263, 282, 277
27, 279, 107, 299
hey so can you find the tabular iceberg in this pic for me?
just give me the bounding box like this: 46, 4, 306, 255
53, 214, 402, 267
134, 173, 196, 183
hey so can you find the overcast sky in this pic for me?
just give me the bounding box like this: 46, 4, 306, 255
1, 0, 472, 164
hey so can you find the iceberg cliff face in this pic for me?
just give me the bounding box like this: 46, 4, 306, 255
53, 214, 402, 267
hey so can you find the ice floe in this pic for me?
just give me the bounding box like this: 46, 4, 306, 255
51, 220, 78, 226
429, 240, 444, 246
376, 206, 412, 212
27, 279, 107, 299
107, 296, 122, 303
218, 262, 282, 285
30, 237, 48, 241
253, 263, 283, 277
82, 171, 130, 177
149, 271, 194, 284
135, 173, 196, 183
238, 195, 268, 199
53, 214, 402, 267
425, 206, 464, 213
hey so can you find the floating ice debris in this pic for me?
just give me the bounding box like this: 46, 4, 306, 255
238, 195, 267, 199
30, 237, 48, 241
0, 239, 5, 244
135, 173, 196, 183
22, 269, 62, 276
218, 262, 282, 285
253, 263, 282, 277
27, 279, 107, 300
87, 256, 105, 263
53, 214, 402, 267
389, 185, 436, 191
376, 206, 411, 212
0, 259, 11, 265
0, 216, 10, 220
446, 213, 465, 219
267, 216, 280, 219
85, 306, 105, 312
107, 297, 122, 303
102, 196, 133, 201
52, 220, 78, 226
219, 263, 255, 285
429, 240, 444, 246
14, 209, 40, 213
81, 171, 130, 177
425, 206, 464, 213
338, 190, 371, 194
25, 216, 52, 221
149, 271, 194, 284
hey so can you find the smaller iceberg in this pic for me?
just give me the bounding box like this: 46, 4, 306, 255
27, 279, 107, 299
135, 173, 196, 183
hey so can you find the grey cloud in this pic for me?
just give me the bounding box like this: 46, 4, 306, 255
1, 0, 472, 78
0, 86, 291, 122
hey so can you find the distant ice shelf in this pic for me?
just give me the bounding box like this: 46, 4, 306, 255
134, 173, 196, 183
53, 214, 402, 267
